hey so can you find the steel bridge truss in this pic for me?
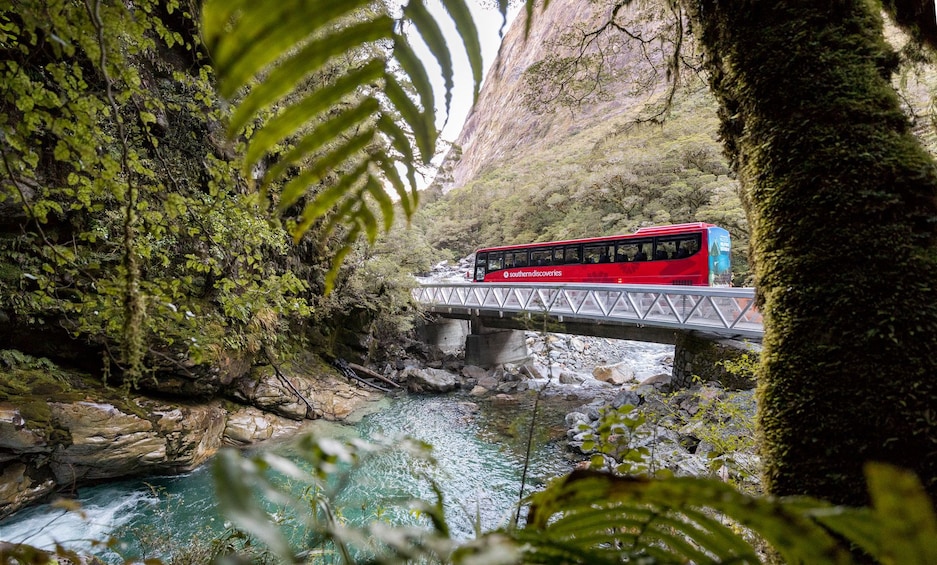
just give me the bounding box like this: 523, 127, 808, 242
413, 283, 763, 340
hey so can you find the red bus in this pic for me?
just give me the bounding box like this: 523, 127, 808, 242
472, 223, 732, 286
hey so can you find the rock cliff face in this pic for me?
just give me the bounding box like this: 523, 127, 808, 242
436, 0, 675, 191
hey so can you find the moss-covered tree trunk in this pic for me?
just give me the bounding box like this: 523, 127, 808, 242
682, 0, 937, 506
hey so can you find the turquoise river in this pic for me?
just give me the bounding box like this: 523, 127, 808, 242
0, 391, 588, 562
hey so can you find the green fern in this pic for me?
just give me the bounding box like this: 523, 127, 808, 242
201, 0, 487, 291
516, 463, 937, 564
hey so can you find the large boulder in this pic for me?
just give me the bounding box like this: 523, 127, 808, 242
592, 361, 637, 385
232, 364, 379, 421
403, 367, 459, 393
48, 400, 227, 484
223, 406, 305, 447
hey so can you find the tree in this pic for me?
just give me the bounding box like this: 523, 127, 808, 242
680, 0, 937, 507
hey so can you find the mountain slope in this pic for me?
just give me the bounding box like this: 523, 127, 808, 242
435, 0, 682, 192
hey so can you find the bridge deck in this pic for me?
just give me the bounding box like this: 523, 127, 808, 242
412, 283, 763, 341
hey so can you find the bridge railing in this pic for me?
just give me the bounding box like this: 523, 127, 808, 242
412, 283, 763, 340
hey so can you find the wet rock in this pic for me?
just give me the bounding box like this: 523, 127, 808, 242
223, 406, 304, 447
491, 393, 520, 406
48, 400, 228, 484
592, 361, 636, 386
0, 462, 54, 521
558, 371, 586, 384
0, 404, 48, 452
462, 365, 488, 380
403, 367, 459, 393
611, 389, 642, 410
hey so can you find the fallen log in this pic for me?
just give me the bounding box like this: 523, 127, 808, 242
348, 362, 401, 388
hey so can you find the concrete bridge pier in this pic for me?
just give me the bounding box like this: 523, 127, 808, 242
464, 316, 528, 368
416, 317, 470, 356
672, 332, 760, 390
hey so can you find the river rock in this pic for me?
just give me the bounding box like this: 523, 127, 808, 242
403, 367, 458, 393
146, 401, 228, 470
233, 364, 378, 421
491, 393, 519, 405
639, 373, 673, 390
558, 371, 586, 384
48, 400, 228, 484
0, 462, 55, 521
592, 361, 636, 385
0, 404, 48, 452
519, 361, 545, 380
223, 406, 305, 446
611, 389, 642, 410
231, 365, 311, 420
461, 365, 488, 381
476, 373, 500, 390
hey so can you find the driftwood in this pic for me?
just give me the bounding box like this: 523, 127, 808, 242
348, 362, 401, 388
332, 358, 400, 393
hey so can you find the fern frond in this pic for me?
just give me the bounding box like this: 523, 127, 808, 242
523, 469, 849, 565
202, 0, 483, 268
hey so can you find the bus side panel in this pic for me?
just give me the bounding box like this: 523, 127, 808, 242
707, 227, 732, 286
481, 252, 709, 285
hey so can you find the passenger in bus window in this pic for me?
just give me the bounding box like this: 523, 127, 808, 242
635, 246, 648, 261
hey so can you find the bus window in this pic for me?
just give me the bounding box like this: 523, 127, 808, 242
617, 240, 651, 261
487, 252, 504, 272
474, 253, 487, 281
655, 239, 678, 260
564, 245, 581, 264
659, 234, 701, 259
503, 251, 526, 269
531, 248, 551, 265
553, 248, 565, 265
584, 244, 612, 264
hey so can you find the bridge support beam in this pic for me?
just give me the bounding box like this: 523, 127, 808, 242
464, 316, 528, 368
672, 332, 760, 390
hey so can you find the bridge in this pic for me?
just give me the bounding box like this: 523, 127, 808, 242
412, 282, 763, 386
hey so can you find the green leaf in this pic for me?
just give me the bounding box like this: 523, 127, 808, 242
392, 34, 436, 129
355, 198, 379, 243
441, 0, 483, 103
229, 16, 394, 135
212, 450, 294, 562
324, 231, 358, 294
525, 469, 854, 565
244, 59, 385, 169
209, 0, 373, 97
364, 174, 395, 232
277, 129, 374, 212
866, 462, 937, 565
293, 161, 370, 239
376, 113, 418, 192
265, 97, 381, 184
384, 73, 435, 164
374, 150, 414, 218
402, 0, 452, 115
